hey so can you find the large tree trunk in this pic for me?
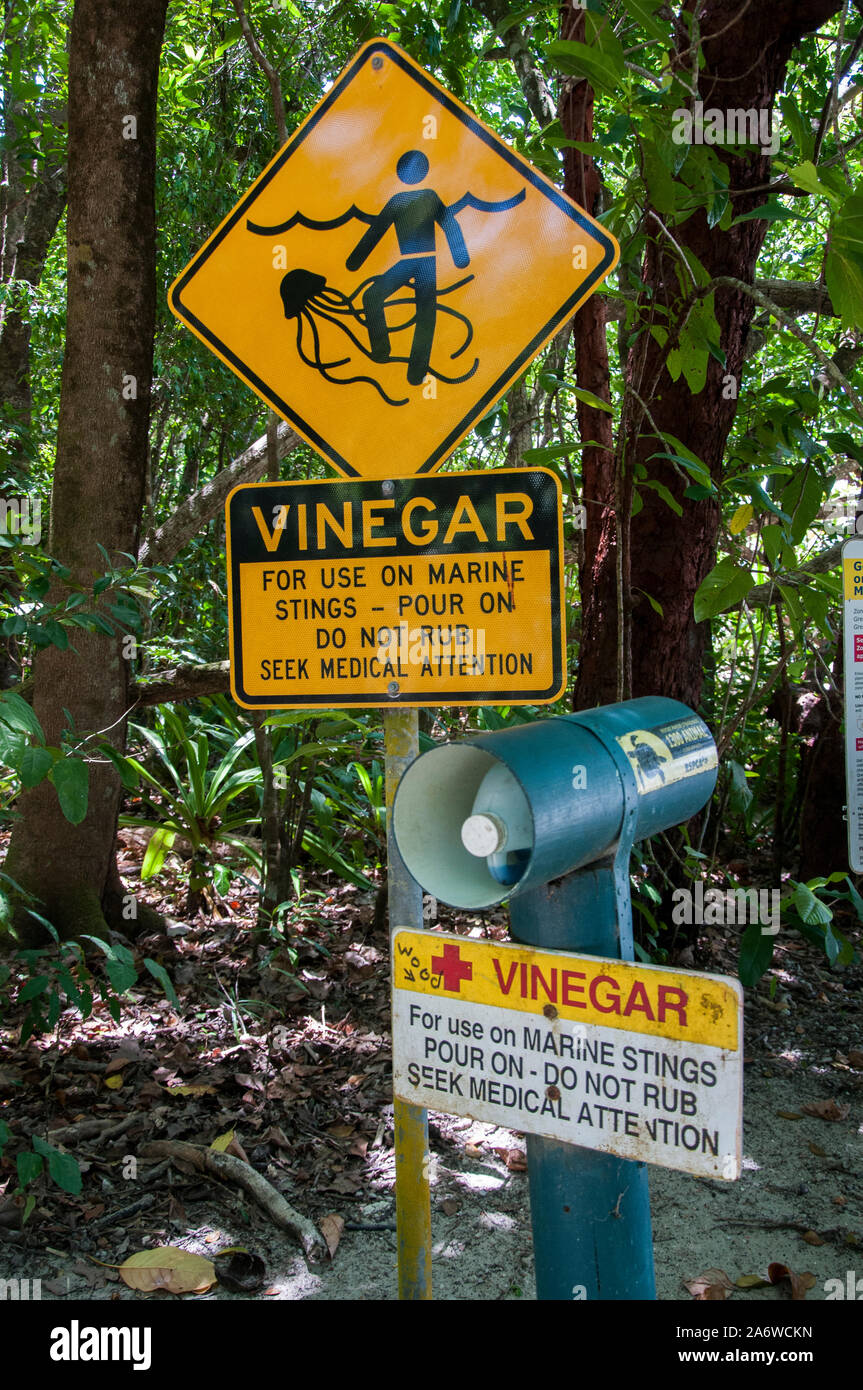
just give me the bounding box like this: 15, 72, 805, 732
4, 0, 168, 942
575, 0, 843, 710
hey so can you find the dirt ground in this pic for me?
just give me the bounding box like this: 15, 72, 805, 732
1, 873, 861, 1305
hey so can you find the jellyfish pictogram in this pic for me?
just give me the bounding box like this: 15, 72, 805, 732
247, 150, 526, 403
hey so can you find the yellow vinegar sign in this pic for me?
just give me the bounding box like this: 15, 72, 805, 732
169, 39, 619, 479
225, 469, 565, 708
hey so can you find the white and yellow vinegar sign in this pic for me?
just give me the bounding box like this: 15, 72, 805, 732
843, 537, 863, 872
392, 930, 743, 1180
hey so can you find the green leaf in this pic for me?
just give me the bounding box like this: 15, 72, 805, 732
141, 827, 177, 882
106, 958, 138, 995
727, 760, 753, 815
729, 504, 753, 534
18, 745, 54, 788
788, 160, 840, 205
639, 479, 683, 516
693, 558, 753, 621
546, 39, 624, 94
569, 385, 613, 413
826, 192, 863, 331
739, 921, 774, 987
18, 975, 51, 1003
16, 1151, 43, 1188
792, 881, 832, 926
50, 758, 89, 825
32, 1136, 83, 1195
143, 957, 179, 1008
0, 691, 45, 742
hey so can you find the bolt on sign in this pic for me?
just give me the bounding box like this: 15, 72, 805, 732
392, 930, 743, 1180
843, 537, 863, 872
225, 469, 564, 709
168, 39, 619, 479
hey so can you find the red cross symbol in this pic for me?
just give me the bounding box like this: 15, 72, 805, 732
431, 942, 473, 993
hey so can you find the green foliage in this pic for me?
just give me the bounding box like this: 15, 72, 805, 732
121, 704, 264, 906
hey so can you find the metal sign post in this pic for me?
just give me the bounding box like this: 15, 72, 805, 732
384, 708, 432, 1299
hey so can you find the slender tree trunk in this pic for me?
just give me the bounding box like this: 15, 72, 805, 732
5, 0, 168, 942
560, 4, 620, 709
575, 0, 843, 710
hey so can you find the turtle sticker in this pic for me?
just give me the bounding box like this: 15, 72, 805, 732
617, 716, 717, 794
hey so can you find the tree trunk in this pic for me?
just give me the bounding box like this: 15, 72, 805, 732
560, 5, 620, 710
574, 0, 843, 710
5, 0, 169, 943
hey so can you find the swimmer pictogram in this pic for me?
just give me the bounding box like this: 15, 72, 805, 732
246, 149, 526, 403
168, 38, 619, 479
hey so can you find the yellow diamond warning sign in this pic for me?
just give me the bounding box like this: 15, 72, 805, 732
226, 468, 564, 708
169, 39, 619, 479
392, 930, 742, 1179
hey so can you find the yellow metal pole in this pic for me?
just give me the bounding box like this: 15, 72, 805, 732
384, 706, 432, 1300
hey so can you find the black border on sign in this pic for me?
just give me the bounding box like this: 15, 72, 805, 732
170, 40, 617, 479
224, 469, 565, 709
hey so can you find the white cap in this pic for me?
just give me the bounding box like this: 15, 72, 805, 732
461, 812, 507, 857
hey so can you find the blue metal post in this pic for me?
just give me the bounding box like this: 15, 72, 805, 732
508, 720, 656, 1301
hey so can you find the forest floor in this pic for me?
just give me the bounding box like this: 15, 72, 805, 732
0, 831, 861, 1305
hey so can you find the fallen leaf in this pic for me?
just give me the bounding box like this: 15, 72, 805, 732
103, 1075, 123, 1090
327, 1123, 355, 1139
440, 1197, 460, 1216
684, 1268, 735, 1300
320, 1212, 344, 1259
164, 1083, 217, 1097
735, 1273, 771, 1289
327, 1173, 360, 1195
833, 1195, 847, 1207
210, 1130, 234, 1152
119, 1247, 216, 1295
808, 1142, 827, 1157
505, 1148, 527, 1172
104, 1056, 133, 1076
776, 1110, 803, 1120
800, 1099, 850, 1122
767, 1262, 816, 1300
465, 1143, 484, 1159
802, 1231, 825, 1246
348, 1137, 368, 1158
848, 1048, 863, 1069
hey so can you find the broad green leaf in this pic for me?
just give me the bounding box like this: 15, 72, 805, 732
18, 745, 54, 788
0, 691, 45, 742
792, 881, 832, 926
569, 385, 613, 413
788, 160, 840, 205
546, 39, 624, 95
738, 921, 774, 987
32, 1136, 83, 1194
50, 758, 89, 825
693, 559, 753, 621
826, 192, 863, 331
141, 827, 177, 882
16, 1151, 43, 1187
